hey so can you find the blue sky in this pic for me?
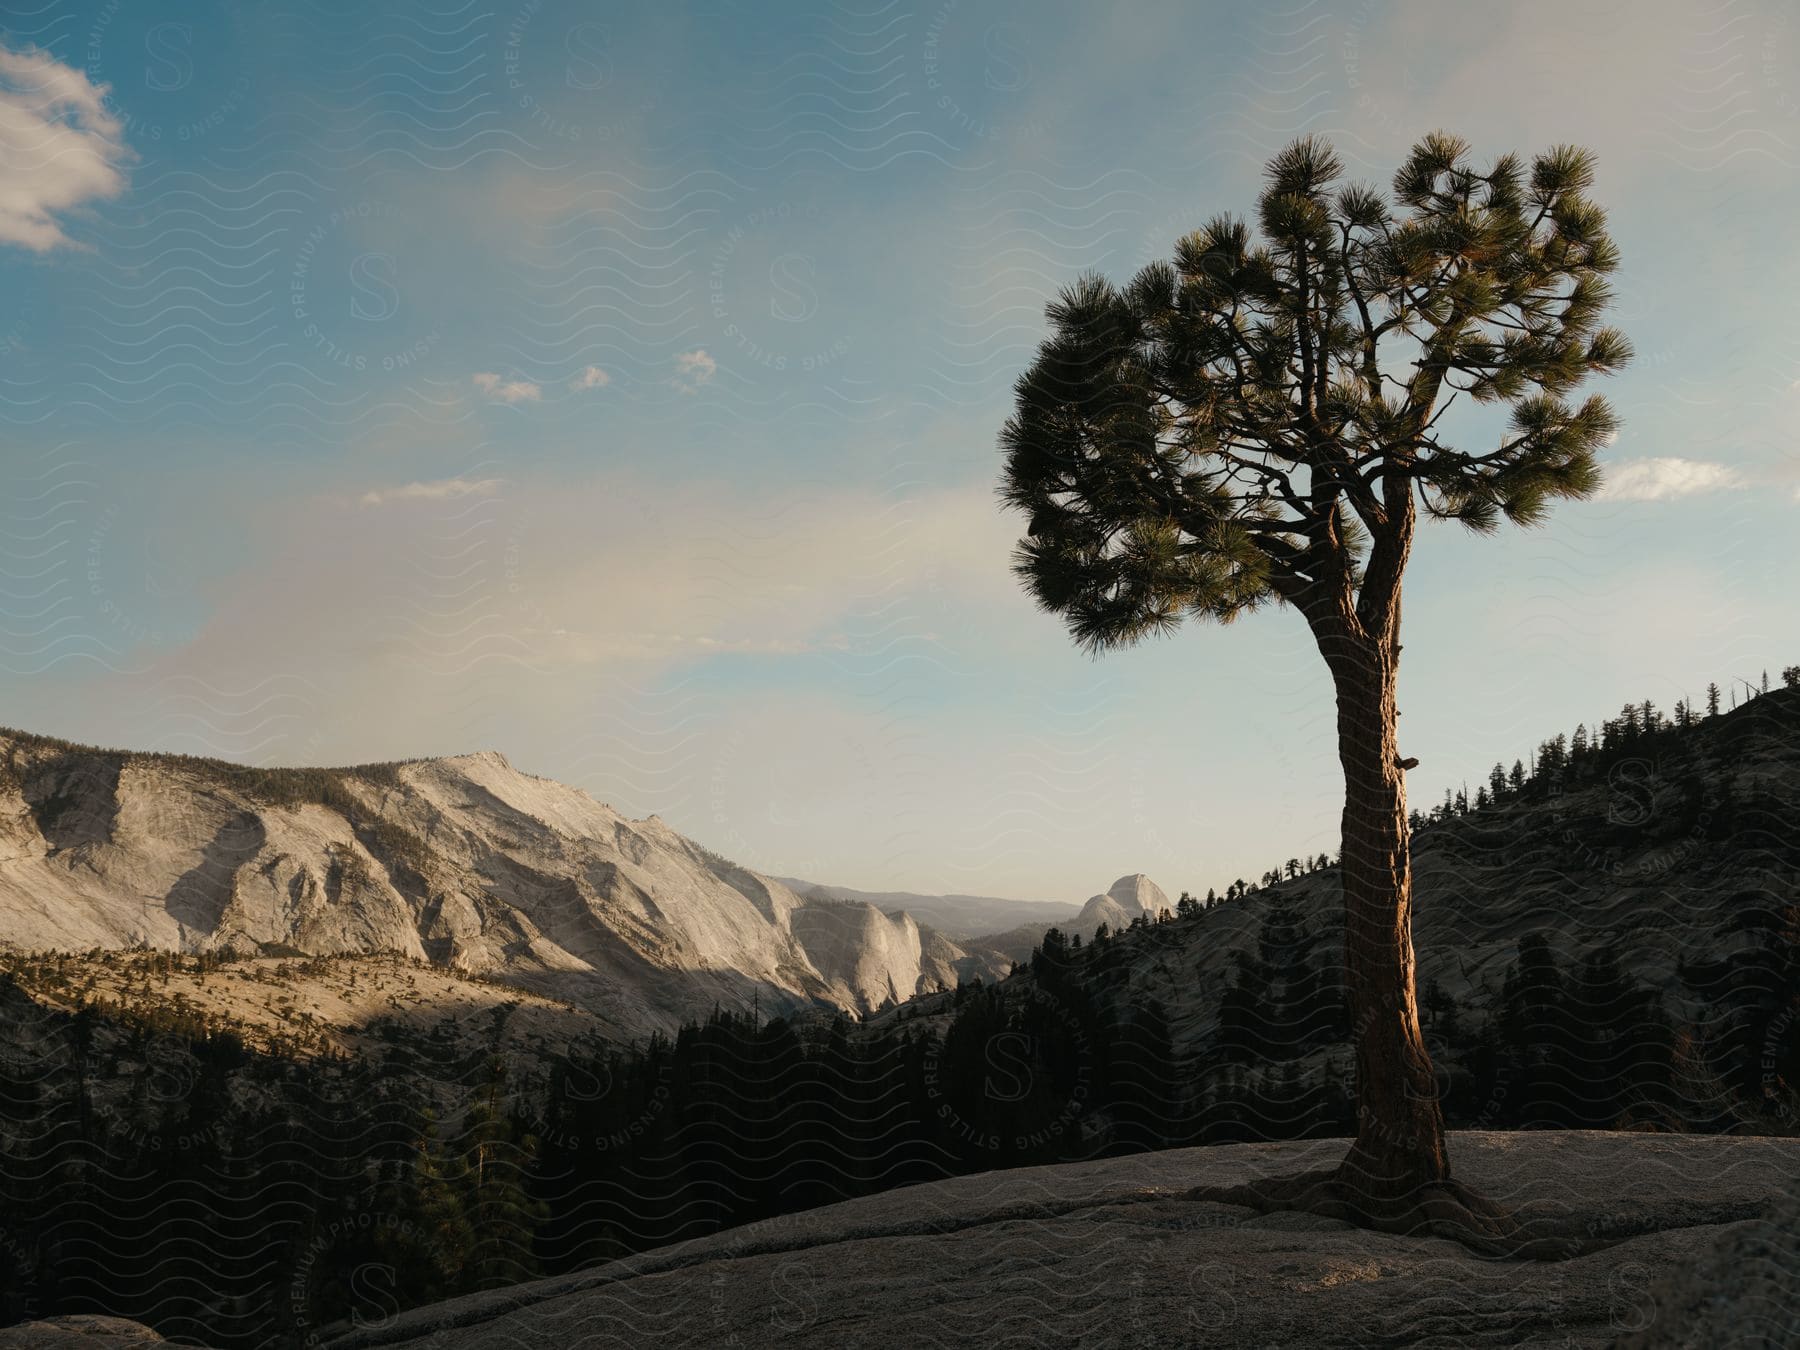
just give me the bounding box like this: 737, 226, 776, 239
2, 0, 1797, 902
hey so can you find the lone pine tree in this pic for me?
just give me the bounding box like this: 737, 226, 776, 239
1000, 132, 1628, 1245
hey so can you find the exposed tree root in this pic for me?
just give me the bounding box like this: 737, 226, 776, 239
1185, 1164, 1612, 1261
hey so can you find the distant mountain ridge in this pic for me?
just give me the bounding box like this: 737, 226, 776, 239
773, 877, 1081, 942
0, 730, 1012, 1039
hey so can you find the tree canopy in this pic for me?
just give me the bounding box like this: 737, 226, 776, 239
1000, 133, 1630, 653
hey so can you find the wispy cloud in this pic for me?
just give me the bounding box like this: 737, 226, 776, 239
569, 365, 611, 391
0, 44, 131, 251
671, 349, 716, 394
532, 628, 854, 663
1603, 457, 1742, 502
359, 477, 503, 508
472, 372, 542, 404
191, 472, 1007, 687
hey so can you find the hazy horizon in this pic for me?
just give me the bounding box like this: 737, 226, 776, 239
3, 0, 1798, 900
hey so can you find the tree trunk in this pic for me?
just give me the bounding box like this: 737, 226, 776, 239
1326, 629, 1449, 1199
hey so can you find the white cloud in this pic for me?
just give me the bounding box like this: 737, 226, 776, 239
1603, 457, 1742, 502
472, 372, 542, 404
569, 365, 611, 391
0, 44, 130, 251
671, 349, 716, 394
359, 477, 503, 508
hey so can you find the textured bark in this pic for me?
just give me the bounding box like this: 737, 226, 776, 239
1194, 607, 1487, 1241
1327, 631, 1449, 1197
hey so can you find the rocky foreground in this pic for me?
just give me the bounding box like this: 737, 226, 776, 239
273, 1131, 1794, 1350
0, 1136, 1793, 1348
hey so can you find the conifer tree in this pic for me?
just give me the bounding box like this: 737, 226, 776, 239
1001, 133, 1627, 1233
1499, 933, 1572, 1124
